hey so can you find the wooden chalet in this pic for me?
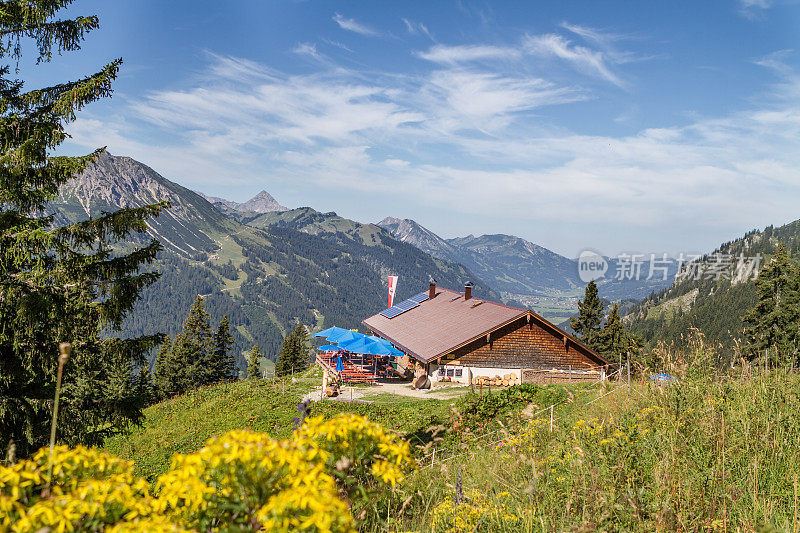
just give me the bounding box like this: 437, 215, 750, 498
363, 281, 612, 385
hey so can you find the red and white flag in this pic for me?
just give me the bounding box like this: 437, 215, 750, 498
387, 276, 398, 308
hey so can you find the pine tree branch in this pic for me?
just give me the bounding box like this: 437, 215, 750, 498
0, 2, 97, 63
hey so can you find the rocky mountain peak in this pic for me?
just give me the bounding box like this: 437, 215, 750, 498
238, 190, 287, 213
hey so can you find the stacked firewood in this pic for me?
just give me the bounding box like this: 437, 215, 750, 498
471, 373, 519, 387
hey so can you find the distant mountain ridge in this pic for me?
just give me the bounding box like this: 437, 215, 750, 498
376, 216, 678, 321
197, 190, 287, 214
378, 217, 578, 296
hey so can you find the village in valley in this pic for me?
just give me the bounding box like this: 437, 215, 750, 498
3, 1, 800, 532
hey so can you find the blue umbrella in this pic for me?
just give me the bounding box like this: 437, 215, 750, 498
331, 330, 363, 344
317, 345, 340, 352
340, 336, 402, 356
338, 337, 374, 354
313, 326, 351, 339
367, 336, 403, 356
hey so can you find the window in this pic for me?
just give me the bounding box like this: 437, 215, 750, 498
455, 368, 463, 377
438, 367, 445, 376
447, 369, 454, 377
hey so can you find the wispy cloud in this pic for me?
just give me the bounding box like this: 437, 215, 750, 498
738, 0, 774, 19
333, 13, 379, 36
293, 42, 324, 62
416, 44, 520, 64
321, 38, 353, 53
523, 33, 625, 87
402, 18, 435, 41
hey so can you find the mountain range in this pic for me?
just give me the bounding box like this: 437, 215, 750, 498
49, 152, 797, 363
49, 153, 496, 369
377, 217, 678, 322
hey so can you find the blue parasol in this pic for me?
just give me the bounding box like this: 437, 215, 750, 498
313, 326, 351, 339
317, 345, 340, 352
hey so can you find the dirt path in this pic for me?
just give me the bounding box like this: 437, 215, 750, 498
304, 380, 470, 403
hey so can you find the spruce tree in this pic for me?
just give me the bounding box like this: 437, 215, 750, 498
154, 296, 212, 397
570, 280, 604, 350
743, 244, 800, 366
210, 315, 235, 382
275, 324, 309, 377
0, 1, 167, 457
182, 296, 214, 385
247, 344, 262, 380
597, 303, 640, 367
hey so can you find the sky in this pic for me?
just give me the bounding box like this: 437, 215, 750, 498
31, 0, 800, 257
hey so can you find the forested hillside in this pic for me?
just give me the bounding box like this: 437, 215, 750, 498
626, 219, 800, 354
48, 154, 498, 370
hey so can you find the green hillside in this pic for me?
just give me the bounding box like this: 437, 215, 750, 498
626, 219, 800, 354
104, 368, 453, 480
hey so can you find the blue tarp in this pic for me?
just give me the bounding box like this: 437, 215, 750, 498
650, 373, 676, 382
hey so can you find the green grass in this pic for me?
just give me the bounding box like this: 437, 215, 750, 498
104, 377, 313, 480
368, 370, 800, 532
105, 367, 455, 479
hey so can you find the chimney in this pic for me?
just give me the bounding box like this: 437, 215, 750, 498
429, 276, 437, 299
464, 281, 473, 301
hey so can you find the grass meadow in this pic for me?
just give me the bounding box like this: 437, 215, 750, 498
105, 337, 800, 531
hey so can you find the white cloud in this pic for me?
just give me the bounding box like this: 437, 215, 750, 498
293, 42, 324, 62
321, 38, 353, 53
523, 33, 625, 87
333, 13, 379, 36
416, 44, 521, 64
740, 0, 771, 8
402, 18, 434, 41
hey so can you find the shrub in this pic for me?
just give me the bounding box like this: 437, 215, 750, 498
0, 413, 415, 532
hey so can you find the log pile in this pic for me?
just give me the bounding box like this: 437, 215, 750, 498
472, 373, 519, 387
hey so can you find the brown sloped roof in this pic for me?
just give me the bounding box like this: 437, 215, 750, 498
363, 287, 611, 366
363, 288, 527, 363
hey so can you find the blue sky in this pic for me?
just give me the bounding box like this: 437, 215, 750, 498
39, 0, 800, 256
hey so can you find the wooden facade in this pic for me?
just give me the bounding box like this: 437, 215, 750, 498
441, 315, 601, 371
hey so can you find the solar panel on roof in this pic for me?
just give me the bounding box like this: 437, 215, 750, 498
394, 299, 418, 312
377, 295, 422, 319
379, 307, 403, 318
408, 291, 429, 304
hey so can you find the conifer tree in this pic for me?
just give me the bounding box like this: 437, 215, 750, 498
210, 315, 235, 382
275, 324, 309, 377
596, 303, 639, 362
570, 280, 604, 350
247, 344, 262, 380
0, 1, 167, 457
154, 299, 239, 397
182, 296, 214, 385
743, 244, 800, 366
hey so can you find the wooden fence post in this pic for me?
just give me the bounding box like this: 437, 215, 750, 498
549, 404, 554, 432
627, 352, 631, 388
